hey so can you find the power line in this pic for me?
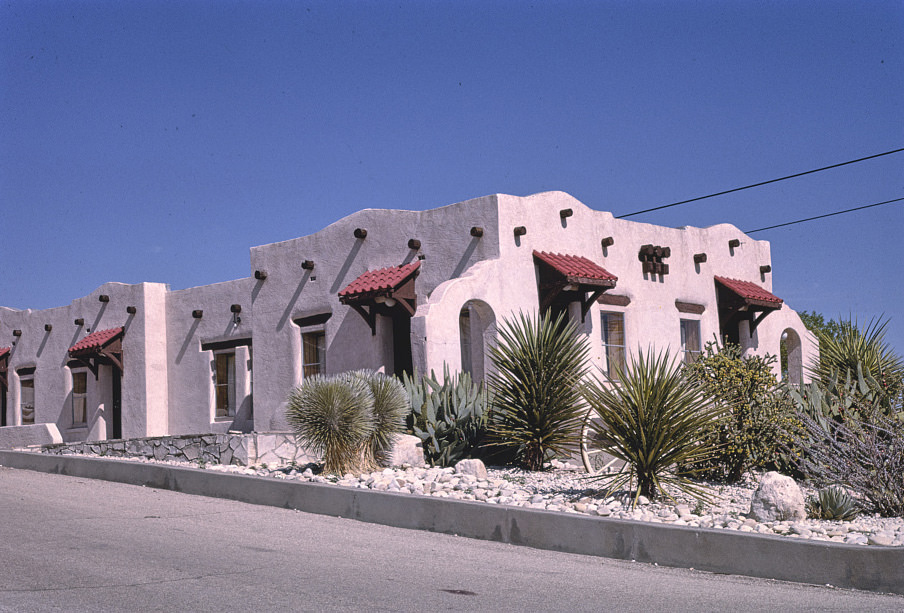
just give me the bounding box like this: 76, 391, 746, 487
616, 147, 904, 219
745, 197, 904, 234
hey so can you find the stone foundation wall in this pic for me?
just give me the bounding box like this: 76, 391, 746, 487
40, 432, 318, 467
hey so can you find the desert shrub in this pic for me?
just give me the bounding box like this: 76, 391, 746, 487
402, 366, 489, 467
487, 311, 589, 471
583, 348, 720, 505
685, 341, 803, 482
792, 404, 904, 518
286, 371, 408, 475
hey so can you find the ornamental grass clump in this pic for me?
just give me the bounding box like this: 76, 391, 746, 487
583, 349, 721, 505
488, 311, 590, 471
286, 371, 408, 475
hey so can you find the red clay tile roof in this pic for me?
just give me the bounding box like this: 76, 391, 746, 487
338, 261, 421, 300
0, 347, 9, 360
533, 251, 618, 285
714, 276, 783, 306
69, 327, 124, 356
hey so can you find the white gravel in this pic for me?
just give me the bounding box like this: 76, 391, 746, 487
107, 453, 904, 548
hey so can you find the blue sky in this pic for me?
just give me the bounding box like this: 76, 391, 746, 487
2, 0, 902, 352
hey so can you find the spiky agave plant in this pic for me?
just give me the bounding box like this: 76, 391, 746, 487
583, 349, 721, 505
814, 485, 860, 521
286, 374, 375, 475
488, 311, 590, 471
349, 371, 409, 468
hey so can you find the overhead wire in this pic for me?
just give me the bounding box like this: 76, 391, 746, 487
615, 147, 904, 219
745, 196, 904, 234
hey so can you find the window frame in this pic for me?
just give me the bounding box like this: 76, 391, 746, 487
213, 349, 236, 419
71, 370, 88, 427
680, 318, 703, 365
600, 310, 626, 381
18, 371, 35, 425
301, 329, 326, 379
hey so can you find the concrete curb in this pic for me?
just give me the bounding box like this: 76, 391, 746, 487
2, 450, 902, 595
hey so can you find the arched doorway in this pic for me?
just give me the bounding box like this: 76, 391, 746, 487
459, 300, 496, 383
781, 328, 803, 385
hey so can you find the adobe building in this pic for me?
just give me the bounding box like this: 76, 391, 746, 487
0, 191, 816, 445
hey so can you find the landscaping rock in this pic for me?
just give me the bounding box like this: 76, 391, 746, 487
454, 458, 487, 479
390, 434, 425, 467
748, 471, 806, 522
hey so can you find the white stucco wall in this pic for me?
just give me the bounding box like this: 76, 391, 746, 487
0, 282, 170, 442
0, 190, 818, 442
165, 278, 255, 435
248, 195, 501, 431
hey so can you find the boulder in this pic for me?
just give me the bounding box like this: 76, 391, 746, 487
748, 471, 806, 522
454, 458, 488, 479
390, 434, 425, 467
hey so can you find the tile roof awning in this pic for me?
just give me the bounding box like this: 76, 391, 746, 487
339, 261, 421, 335
0, 346, 9, 387
714, 276, 783, 309
68, 327, 124, 375
533, 251, 617, 322
714, 276, 783, 335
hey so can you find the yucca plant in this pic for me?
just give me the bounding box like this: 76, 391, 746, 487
286, 374, 375, 475
488, 311, 590, 471
809, 316, 904, 405
348, 370, 410, 468
583, 349, 721, 505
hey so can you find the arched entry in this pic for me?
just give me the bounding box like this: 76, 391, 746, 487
781, 328, 803, 385
459, 300, 496, 383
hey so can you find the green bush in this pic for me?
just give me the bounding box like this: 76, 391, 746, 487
402, 366, 489, 467
583, 348, 720, 505
286, 370, 408, 475
685, 341, 802, 482
487, 311, 589, 471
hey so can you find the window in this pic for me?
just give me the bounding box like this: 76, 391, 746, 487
19, 375, 35, 425
72, 371, 87, 426
600, 312, 626, 380
214, 351, 236, 418
302, 331, 325, 378
680, 319, 702, 365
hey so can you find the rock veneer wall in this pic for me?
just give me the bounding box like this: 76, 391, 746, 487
39, 432, 317, 467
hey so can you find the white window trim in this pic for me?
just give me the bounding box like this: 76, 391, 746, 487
18, 372, 35, 426
300, 326, 327, 380
680, 318, 703, 365
212, 349, 236, 420
600, 310, 627, 381
70, 369, 89, 428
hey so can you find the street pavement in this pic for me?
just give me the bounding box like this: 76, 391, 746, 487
1, 466, 901, 612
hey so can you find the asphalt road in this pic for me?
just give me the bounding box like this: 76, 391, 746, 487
1, 467, 901, 612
